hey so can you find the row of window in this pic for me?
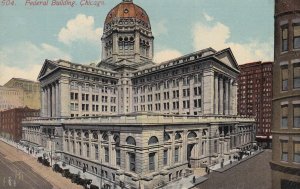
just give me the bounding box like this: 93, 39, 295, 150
71, 93, 117, 103
70, 103, 117, 112
281, 24, 300, 52
281, 104, 300, 128
70, 82, 117, 94
281, 140, 300, 163
281, 64, 300, 91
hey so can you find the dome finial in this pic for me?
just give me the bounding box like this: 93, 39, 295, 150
123, 0, 133, 2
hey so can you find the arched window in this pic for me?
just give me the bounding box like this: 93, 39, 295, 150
77, 131, 81, 137
102, 132, 108, 141
126, 136, 136, 146
148, 136, 159, 145
214, 140, 218, 153
164, 132, 170, 141
114, 135, 120, 147
175, 132, 181, 140
187, 131, 197, 138
71, 130, 74, 137
92, 132, 98, 140
84, 131, 89, 139
202, 130, 207, 136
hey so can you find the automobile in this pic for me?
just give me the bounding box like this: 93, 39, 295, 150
52, 164, 63, 173
89, 184, 99, 189
37, 157, 43, 163
61, 169, 70, 178
42, 159, 50, 167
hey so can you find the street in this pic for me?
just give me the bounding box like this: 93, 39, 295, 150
0, 141, 83, 189
194, 150, 272, 189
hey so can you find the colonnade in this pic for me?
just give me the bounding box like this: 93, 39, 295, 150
41, 81, 60, 117
214, 73, 237, 115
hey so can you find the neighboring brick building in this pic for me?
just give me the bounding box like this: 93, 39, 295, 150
237, 61, 273, 147
271, 1, 300, 189
0, 107, 39, 142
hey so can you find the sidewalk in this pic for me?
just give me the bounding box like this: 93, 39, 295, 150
209, 150, 264, 173
160, 174, 208, 189
0, 138, 83, 189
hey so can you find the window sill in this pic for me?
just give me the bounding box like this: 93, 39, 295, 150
280, 160, 289, 164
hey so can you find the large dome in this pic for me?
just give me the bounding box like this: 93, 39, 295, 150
104, 0, 150, 28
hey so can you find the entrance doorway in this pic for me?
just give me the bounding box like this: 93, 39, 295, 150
187, 143, 195, 168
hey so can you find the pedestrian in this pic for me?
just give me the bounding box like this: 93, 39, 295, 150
193, 176, 196, 183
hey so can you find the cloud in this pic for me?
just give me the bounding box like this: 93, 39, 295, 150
0, 41, 71, 85
203, 13, 214, 21
154, 49, 182, 63
58, 14, 102, 45
153, 20, 168, 36
192, 22, 273, 64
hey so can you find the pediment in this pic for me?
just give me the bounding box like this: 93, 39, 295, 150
215, 48, 239, 71
38, 59, 58, 80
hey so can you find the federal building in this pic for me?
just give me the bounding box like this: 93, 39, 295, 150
22, 0, 256, 188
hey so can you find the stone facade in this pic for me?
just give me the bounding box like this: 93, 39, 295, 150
23, 114, 255, 189
0, 85, 23, 111
271, 0, 300, 189
4, 78, 41, 110
22, 0, 256, 188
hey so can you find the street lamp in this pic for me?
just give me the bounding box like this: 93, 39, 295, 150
49, 134, 53, 167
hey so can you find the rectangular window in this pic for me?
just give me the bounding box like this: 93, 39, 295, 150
149, 153, 155, 171
129, 153, 135, 172
116, 149, 121, 166
294, 64, 300, 89
105, 147, 109, 163
281, 105, 288, 129
86, 144, 90, 157
175, 147, 179, 163
163, 149, 168, 165
281, 140, 288, 162
294, 142, 300, 163
294, 105, 300, 128
293, 24, 300, 49
95, 145, 99, 160
282, 26, 288, 52
281, 179, 300, 189
282, 66, 288, 91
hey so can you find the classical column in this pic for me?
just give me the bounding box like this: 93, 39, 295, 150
52, 83, 56, 117
231, 81, 238, 115
47, 86, 51, 117
225, 79, 229, 115
203, 69, 214, 114
56, 81, 60, 117
219, 77, 224, 115
178, 78, 183, 114
189, 75, 194, 114
59, 78, 70, 117
42, 87, 47, 117
214, 75, 219, 114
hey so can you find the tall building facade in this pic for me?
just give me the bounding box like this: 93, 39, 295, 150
0, 78, 41, 111
22, 1, 256, 188
0, 107, 39, 142
238, 61, 272, 147
0, 85, 23, 111
271, 0, 300, 189
4, 78, 41, 110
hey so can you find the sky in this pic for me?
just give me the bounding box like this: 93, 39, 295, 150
0, 0, 274, 85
